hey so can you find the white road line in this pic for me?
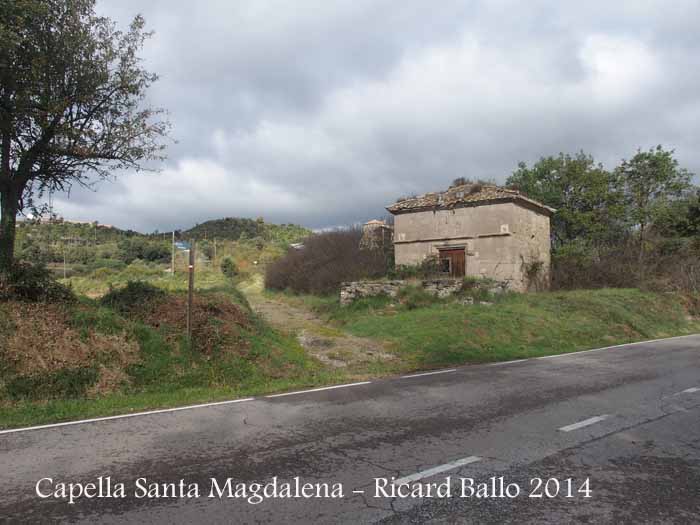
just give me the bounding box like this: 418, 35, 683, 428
401, 369, 456, 379
0, 398, 255, 436
394, 456, 481, 485
265, 381, 371, 398
559, 414, 610, 432
487, 359, 529, 366
2, 333, 696, 436
536, 334, 699, 360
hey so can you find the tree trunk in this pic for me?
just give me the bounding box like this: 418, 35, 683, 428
0, 185, 18, 273
638, 221, 646, 284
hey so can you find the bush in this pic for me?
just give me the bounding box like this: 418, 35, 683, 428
396, 285, 440, 310
390, 255, 441, 279
459, 276, 501, 302
0, 262, 76, 303
100, 281, 166, 314
5, 367, 98, 400
118, 238, 170, 264
87, 258, 127, 272
221, 257, 238, 279
550, 236, 700, 293
265, 228, 391, 295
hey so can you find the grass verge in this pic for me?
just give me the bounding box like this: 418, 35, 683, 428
1, 286, 698, 430
275, 288, 700, 369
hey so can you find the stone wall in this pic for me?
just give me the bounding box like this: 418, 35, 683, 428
339, 278, 509, 305
420, 279, 463, 298
340, 280, 405, 305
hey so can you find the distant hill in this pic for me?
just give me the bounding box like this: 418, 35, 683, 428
17, 216, 312, 246
180, 217, 310, 244
16, 218, 139, 243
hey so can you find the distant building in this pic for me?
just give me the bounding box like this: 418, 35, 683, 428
360, 219, 393, 250
386, 184, 554, 291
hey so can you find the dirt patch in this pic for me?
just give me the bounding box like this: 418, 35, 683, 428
241, 276, 395, 368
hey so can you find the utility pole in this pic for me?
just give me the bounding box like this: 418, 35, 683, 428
171, 231, 175, 276
186, 243, 195, 343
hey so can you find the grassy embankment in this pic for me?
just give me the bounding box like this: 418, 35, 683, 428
274, 287, 700, 369
2, 264, 698, 431
0, 269, 342, 430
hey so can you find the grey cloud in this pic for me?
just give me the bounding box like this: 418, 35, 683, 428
52, 1, 700, 231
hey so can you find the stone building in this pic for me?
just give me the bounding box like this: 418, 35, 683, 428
360, 219, 393, 250
386, 184, 555, 291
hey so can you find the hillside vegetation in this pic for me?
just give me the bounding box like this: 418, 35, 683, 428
181, 217, 310, 243
15, 216, 310, 271
284, 288, 700, 369
0, 277, 333, 430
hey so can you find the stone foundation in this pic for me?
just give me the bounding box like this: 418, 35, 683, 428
340, 280, 405, 305
339, 278, 510, 305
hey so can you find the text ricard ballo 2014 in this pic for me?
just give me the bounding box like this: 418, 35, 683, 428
35, 476, 592, 505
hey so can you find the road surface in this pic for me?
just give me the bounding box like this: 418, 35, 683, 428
1, 335, 699, 523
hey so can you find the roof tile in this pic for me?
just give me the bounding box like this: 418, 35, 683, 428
386, 184, 555, 215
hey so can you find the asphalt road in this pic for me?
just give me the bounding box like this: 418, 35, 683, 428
1, 335, 699, 524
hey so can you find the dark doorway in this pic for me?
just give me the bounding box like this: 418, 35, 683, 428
438, 248, 465, 278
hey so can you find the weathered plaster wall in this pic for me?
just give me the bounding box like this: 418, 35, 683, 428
392, 202, 551, 291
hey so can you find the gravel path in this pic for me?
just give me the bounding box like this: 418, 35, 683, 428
240, 276, 395, 368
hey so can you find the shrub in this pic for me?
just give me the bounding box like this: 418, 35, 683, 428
5, 367, 99, 400
221, 257, 238, 279
0, 262, 76, 303
92, 267, 118, 280
100, 281, 166, 314
87, 258, 127, 272
460, 276, 501, 302
117, 238, 170, 263
551, 236, 700, 294
390, 255, 441, 279
397, 285, 440, 310
265, 228, 391, 295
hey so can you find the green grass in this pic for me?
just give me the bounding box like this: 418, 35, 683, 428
279, 288, 700, 370
2, 284, 698, 430
0, 274, 346, 429
349, 289, 699, 368
0, 371, 349, 431
0, 298, 344, 429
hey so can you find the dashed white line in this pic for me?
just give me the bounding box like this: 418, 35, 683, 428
393, 456, 481, 485
559, 414, 610, 432
487, 359, 529, 366
265, 381, 372, 398
401, 369, 456, 379
0, 397, 255, 436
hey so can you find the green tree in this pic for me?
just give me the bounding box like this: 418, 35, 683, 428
614, 146, 693, 271
652, 188, 700, 238
0, 0, 169, 272
220, 257, 238, 279
507, 152, 623, 247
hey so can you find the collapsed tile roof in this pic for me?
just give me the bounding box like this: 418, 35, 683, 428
386, 184, 555, 216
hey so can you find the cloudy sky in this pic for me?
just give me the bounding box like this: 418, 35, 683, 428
52, 0, 700, 232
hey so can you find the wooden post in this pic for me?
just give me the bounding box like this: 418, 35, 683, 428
171, 231, 175, 276
186, 244, 195, 342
